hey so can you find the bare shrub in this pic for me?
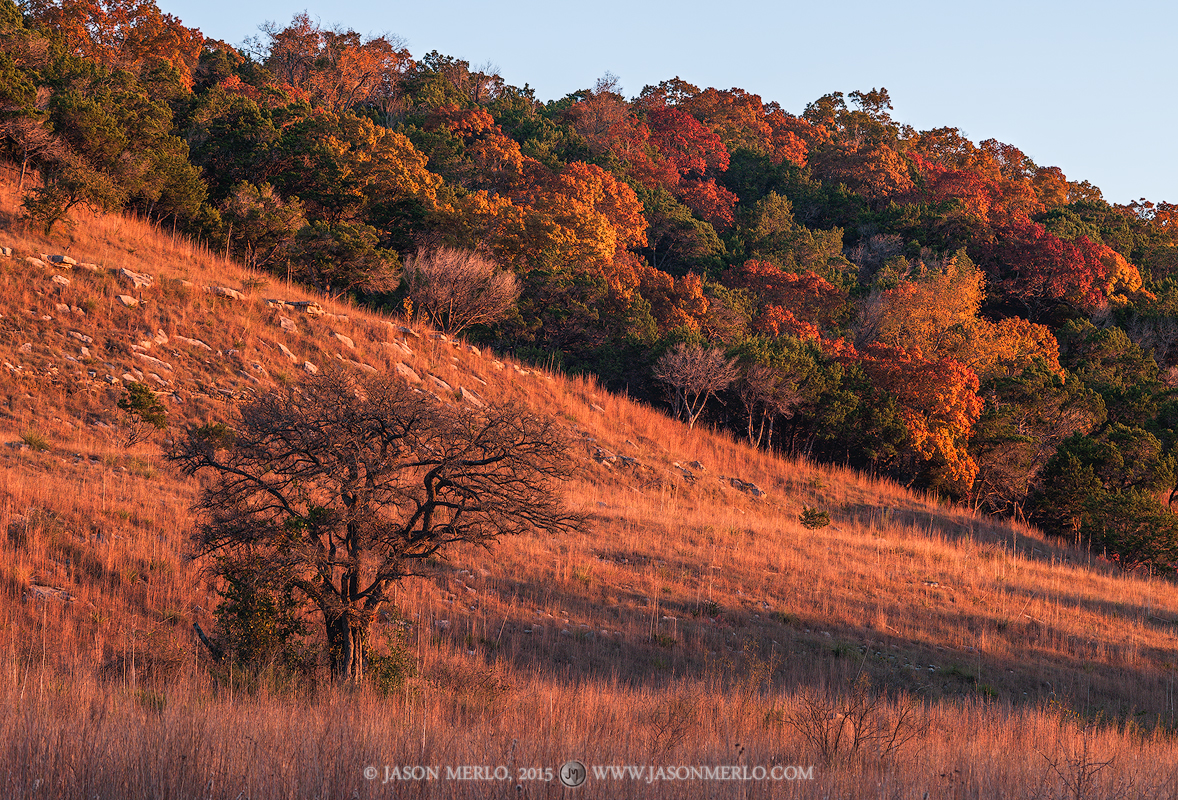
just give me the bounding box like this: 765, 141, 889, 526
784, 675, 925, 765
403, 246, 519, 335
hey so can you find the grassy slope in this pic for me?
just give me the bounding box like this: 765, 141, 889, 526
2, 169, 1178, 797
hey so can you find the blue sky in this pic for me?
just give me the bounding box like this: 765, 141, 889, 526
160, 0, 1175, 205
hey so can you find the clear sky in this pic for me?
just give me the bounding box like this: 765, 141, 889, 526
160, 0, 1175, 205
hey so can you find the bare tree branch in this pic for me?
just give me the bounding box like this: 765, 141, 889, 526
654, 343, 737, 429
403, 247, 519, 335
170, 368, 577, 682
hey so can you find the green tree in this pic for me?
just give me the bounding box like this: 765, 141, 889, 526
1083, 489, 1178, 573
288, 220, 400, 298
219, 181, 306, 271
116, 381, 167, 446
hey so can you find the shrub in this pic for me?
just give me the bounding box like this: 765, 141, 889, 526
116, 382, 167, 446
800, 506, 831, 529
21, 430, 50, 451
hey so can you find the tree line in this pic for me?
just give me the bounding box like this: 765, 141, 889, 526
5, 1, 1178, 570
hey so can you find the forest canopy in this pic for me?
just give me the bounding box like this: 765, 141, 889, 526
4, 0, 1178, 570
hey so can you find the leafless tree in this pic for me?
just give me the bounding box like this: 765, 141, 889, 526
170, 369, 576, 683
403, 247, 520, 335
737, 363, 801, 448
1126, 315, 1178, 369
1, 89, 59, 191
654, 343, 738, 429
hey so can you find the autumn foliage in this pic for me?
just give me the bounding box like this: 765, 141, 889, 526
6, 2, 1178, 566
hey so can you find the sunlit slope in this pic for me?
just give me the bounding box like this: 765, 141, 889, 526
0, 169, 1175, 721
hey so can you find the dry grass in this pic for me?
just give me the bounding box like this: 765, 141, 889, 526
3, 169, 1178, 796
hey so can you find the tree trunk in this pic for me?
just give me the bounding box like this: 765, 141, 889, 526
327, 612, 367, 683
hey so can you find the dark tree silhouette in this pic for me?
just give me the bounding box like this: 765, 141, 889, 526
170, 369, 576, 683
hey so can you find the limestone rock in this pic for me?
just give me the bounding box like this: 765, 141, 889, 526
333, 332, 355, 349
303, 361, 318, 374
428, 374, 452, 392
51, 274, 70, 287
117, 268, 153, 290
342, 358, 377, 374
395, 362, 422, 384
459, 386, 485, 407
395, 325, 421, 338
173, 335, 212, 351
266, 299, 323, 316
25, 256, 46, 268
381, 340, 414, 356
0, 246, 11, 257
278, 343, 298, 362
207, 286, 244, 300
136, 353, 173, 372
279, 316, 296, 333
68, 330, 92, 344
45, 254, 77, 266
117, 295, 138, 308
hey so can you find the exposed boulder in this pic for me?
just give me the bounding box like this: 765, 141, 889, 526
266, 299, 324, 316
278, 343, 298, 362
341, 358, 377, 374
173, 335, 212, 351
459, 386, 485, 407
136, 353, 173, 372
117, 295, 138, 308
117, 268, 153, 290
206, 286, 244, 300
394, 362, 422, 384
303, 361, 318, 374
332, 332, 355, 349
51, 274, 70, 287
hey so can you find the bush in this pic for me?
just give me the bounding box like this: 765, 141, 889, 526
800, 506, 831, 529
21, 430, 50, 451
116, 382, 167, 446
403, 247, 519, 335
209, 556, 313, 685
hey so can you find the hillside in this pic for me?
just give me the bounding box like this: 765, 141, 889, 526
2, 172, 1178, 797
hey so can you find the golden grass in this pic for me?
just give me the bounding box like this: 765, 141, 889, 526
3, 168, 1178, 796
